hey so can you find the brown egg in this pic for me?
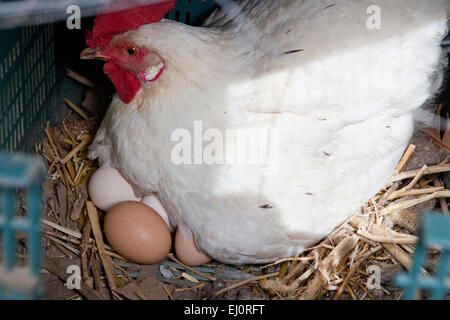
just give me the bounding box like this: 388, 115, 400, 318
174, 229, 212, 266
104, 201, 171, 264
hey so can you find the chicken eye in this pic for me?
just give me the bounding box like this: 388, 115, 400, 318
125, 47, 139, 56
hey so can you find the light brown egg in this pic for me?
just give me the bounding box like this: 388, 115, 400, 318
104, 201, 172, 264
88, 166, 140, 211
174, 229, 212, 266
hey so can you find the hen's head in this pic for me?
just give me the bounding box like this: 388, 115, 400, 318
81, 0, 176, 104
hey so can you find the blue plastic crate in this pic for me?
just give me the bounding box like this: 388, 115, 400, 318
0, 152, 45, 299
395, 213, 450, 300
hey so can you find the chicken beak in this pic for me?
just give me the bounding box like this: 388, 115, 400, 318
80, 47, 110, 61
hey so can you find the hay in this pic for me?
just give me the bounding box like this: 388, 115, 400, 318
36, 106, 450, 300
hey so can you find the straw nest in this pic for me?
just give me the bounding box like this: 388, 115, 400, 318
34, 70, 450, 300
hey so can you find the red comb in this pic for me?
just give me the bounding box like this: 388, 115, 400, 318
86, 0, 176, 48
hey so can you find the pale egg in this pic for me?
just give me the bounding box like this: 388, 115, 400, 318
174, 229, 212, 266
141, 194, 174, 232
104, 201, 172, 264
88, 166, 140, 211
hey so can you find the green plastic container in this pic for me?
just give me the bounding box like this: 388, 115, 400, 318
0, 0, 219, 153
395, 213, 450, 300
0, 152, 45, 299
0, 22, 58, 152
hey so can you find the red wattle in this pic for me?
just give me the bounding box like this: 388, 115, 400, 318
103, 62, 141, 104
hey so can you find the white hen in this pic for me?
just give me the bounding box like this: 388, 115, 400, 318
89, 0, 449, 264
